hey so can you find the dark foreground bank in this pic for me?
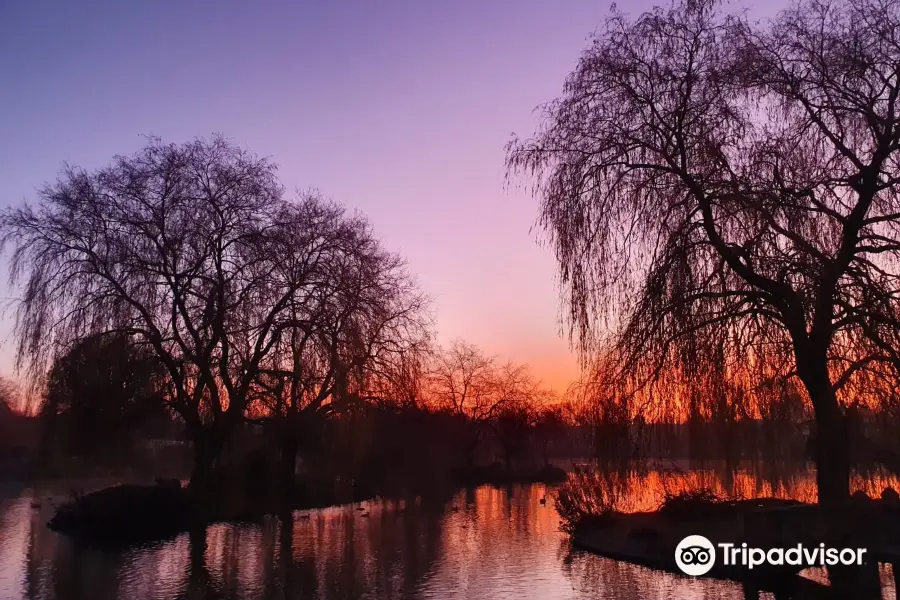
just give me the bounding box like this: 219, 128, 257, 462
571, 491, 900, 598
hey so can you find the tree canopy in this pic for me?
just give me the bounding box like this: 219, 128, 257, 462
40, 332, 167, 457
1, 136, 430, 490
508, 0, 900, 504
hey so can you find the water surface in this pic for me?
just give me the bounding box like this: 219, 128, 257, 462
0, 466, 897, 599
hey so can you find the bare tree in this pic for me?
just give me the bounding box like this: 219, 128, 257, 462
507, 0, 900, 506
0, 137, 368, 496
569, 362, 636, 463
490, 365, 549, 470
533, 403, 571, 467
429, 340, 514, 466
361, 341, 433, 410
0, 377, 19, 412
246, 207, 431, 497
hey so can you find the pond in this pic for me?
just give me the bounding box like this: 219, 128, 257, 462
0, 465, 897, 599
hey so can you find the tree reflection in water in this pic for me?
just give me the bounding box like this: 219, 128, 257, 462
5, 465, 900, 599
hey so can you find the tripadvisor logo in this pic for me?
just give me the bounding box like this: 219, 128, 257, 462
674, 535, 868, 576
675, 535, 716, 576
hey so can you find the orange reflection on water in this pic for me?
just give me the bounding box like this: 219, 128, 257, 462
581, 463, 900, 513
3, 469, 899, 599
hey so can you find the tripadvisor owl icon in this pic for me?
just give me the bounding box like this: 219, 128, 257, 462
675, 535, 716, 576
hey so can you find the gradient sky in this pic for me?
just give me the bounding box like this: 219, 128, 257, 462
0, 0, 780, 393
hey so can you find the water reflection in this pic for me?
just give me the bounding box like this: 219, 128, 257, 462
580, 460, 900, 513
1, 465, 898, 600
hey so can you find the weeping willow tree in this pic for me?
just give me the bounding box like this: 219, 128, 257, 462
246, 205, 431, 499
508, 0, 900, 506
0, 136, 403, 497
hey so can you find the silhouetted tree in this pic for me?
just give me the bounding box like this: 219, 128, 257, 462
0, 377, 24, 459
567, 357, 636, 462
247, 207, 430, 502
0, 377, 19, 411
508, 0, 900, 506
39, 332, 166, 461
492, 401, 534, 470
0, 136, 385, 499
490, 364, 549, 469
532, 404, 569, 466
363, 346, 432, 410
429, 340, 505, 467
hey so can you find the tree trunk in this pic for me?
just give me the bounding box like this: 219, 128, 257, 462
813, 402, 850, 506
280, 437, 299, 510
797, 355, 850, 507
465, 435, 480, 469
189, 432, 219, 511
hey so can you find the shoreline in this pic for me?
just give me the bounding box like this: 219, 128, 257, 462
568, 497, 900, 597
42, 466, 568, 548
571, 528, 834, 596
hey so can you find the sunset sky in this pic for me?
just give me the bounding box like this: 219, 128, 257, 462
0, 0, 781, 393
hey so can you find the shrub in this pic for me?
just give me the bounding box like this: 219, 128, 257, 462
659, 487, 724, 519
555, 466, 623, 533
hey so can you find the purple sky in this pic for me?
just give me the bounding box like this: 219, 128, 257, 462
0, 0, 778, 393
